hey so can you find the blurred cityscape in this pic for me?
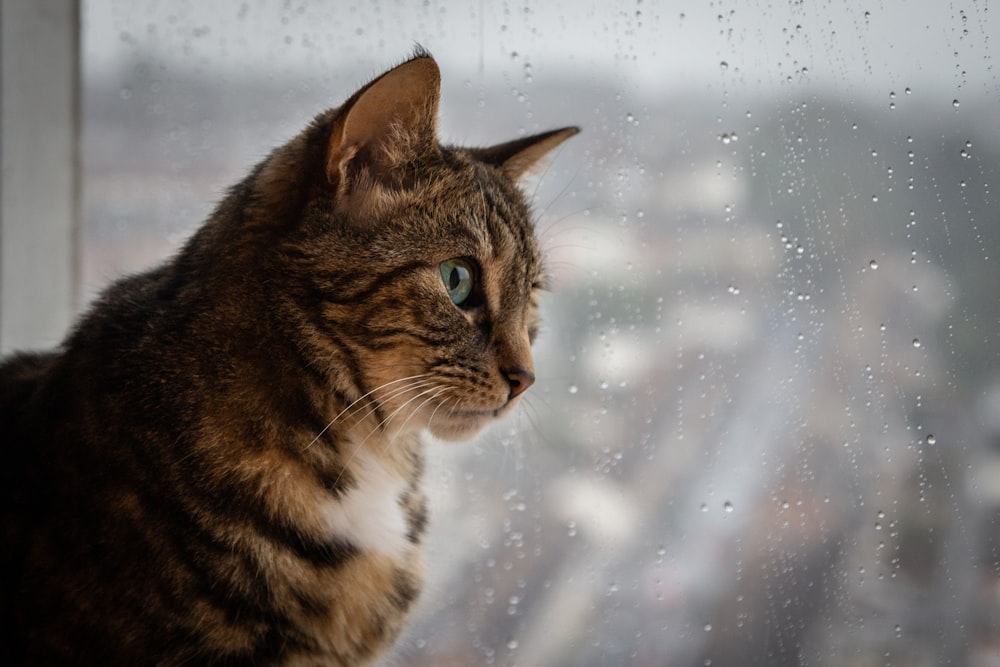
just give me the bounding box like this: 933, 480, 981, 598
82, 55, 1000, 666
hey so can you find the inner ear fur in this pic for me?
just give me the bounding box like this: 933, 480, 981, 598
326, 54, 442, 197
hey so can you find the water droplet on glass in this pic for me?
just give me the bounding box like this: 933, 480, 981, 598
720, 60, 729, 71
952, 99, 960, 108
568, 385, 578, 394
912, 338, 921, 348
869, 259, 879, 270
723, 501, 734, 513
926, 434, 936, 445
704, 623, 713, 632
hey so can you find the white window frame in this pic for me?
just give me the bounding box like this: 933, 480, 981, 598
0, 0, 79, 354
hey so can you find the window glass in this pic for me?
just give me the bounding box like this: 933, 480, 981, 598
82, 1, 1000, 664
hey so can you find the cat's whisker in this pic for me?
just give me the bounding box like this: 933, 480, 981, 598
425, 393, 453, 434
539, 233, 601, 253
329, 384, 452, 490
530, 141, 580, 212
303, 374, 431, 450
365, 383, 450, 439
348, 377, 437, 419
341, 381, 443, 438
540, 221, 609, 252
517, 395, 555, 449
391, 386, 453, 436
328, 377, 440, 437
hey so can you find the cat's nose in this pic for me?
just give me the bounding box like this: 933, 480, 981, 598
503, 368, 535, 400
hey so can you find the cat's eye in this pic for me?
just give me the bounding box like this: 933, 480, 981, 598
439, 258, 475, 306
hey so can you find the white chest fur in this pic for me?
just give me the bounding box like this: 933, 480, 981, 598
318, 447, 412, 562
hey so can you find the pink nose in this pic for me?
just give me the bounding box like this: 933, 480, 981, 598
503, 368, 535, 400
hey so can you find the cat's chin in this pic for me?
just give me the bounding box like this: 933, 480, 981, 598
426, 419, 491, 442
426, 397, 527, 441
426, 409, 500, 442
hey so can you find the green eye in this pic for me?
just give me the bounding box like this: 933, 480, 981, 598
440, 258, 475, 305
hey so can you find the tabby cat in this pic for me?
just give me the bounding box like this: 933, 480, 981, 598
0, 51, 577, 665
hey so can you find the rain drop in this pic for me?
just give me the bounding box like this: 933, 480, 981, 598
952, 99, 961, 108
723, 501, 734, 513
869, 259, 879, 270
926, 434, 936, 445
912, 338, 921, 348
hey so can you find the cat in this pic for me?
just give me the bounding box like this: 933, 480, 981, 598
0, 49, 577, 666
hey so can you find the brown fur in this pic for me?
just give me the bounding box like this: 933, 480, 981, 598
0, 50, 576, 666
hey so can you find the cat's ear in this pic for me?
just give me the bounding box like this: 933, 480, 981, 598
326, 53, 441, 196
469, 127, 580, 181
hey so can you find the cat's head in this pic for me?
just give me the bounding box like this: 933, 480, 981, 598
248, 52, 576, 442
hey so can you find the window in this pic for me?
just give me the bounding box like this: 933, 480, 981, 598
57, 0, 1000, 663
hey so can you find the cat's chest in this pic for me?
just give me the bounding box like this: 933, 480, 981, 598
318, 447, 418, 562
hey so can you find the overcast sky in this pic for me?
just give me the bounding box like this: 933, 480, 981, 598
84, 0, 999, 102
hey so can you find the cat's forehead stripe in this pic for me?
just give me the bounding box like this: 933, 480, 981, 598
474, 174, 538, 271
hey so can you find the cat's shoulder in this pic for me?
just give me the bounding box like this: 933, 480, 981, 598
0, 350, 58, 387
0, 350, 59, 417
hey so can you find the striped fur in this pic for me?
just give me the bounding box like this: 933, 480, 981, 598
0, 52, 576, 665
